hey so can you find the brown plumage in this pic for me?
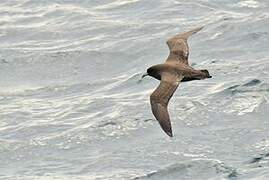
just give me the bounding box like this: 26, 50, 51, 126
144, 27, 212, 137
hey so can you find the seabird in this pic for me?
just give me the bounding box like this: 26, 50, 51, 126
142, 27, 212, 137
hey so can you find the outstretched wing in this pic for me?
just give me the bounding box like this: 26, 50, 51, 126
150, 72, 183, 137
166, 26, 203, 65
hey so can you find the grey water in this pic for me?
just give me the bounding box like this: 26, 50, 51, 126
0, 0, 269, 179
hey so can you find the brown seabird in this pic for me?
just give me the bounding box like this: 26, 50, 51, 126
142, 27, 212, 137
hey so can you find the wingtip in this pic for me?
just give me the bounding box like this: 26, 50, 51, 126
197, 25, 205, 30
184, 26, 204, 38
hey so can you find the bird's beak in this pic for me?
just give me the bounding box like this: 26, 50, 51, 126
138, 73, 148, 83
141, 73, 148, 79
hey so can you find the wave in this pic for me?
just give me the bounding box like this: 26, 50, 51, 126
133, 159, 238, 180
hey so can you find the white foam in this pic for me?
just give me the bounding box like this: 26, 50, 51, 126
237, 0, 261, 8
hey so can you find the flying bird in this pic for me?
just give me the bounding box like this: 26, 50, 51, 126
141, 27, 212, 137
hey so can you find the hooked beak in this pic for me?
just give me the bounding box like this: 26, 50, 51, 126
138, 73, 148, 83
141, 73, 148, 79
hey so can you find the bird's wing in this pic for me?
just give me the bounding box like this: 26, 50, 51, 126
150, 72, 183, 137
166, 26, 203, 65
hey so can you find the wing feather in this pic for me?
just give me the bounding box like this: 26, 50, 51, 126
166, 26, 203, 65
150, 72, 183, 137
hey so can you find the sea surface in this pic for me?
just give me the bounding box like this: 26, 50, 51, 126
0, 0, 269, 179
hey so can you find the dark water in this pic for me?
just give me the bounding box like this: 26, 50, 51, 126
0, 0, 269, 179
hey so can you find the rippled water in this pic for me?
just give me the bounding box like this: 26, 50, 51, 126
0, 0, 269, 179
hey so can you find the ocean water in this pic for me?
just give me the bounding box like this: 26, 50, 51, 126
0, 0, 269, 179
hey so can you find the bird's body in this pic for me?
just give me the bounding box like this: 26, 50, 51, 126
147, 63, 209, 82
144, 26, 212, 137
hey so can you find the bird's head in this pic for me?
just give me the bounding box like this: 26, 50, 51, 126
146, 67, 154, 76
139, 67, 153, 83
